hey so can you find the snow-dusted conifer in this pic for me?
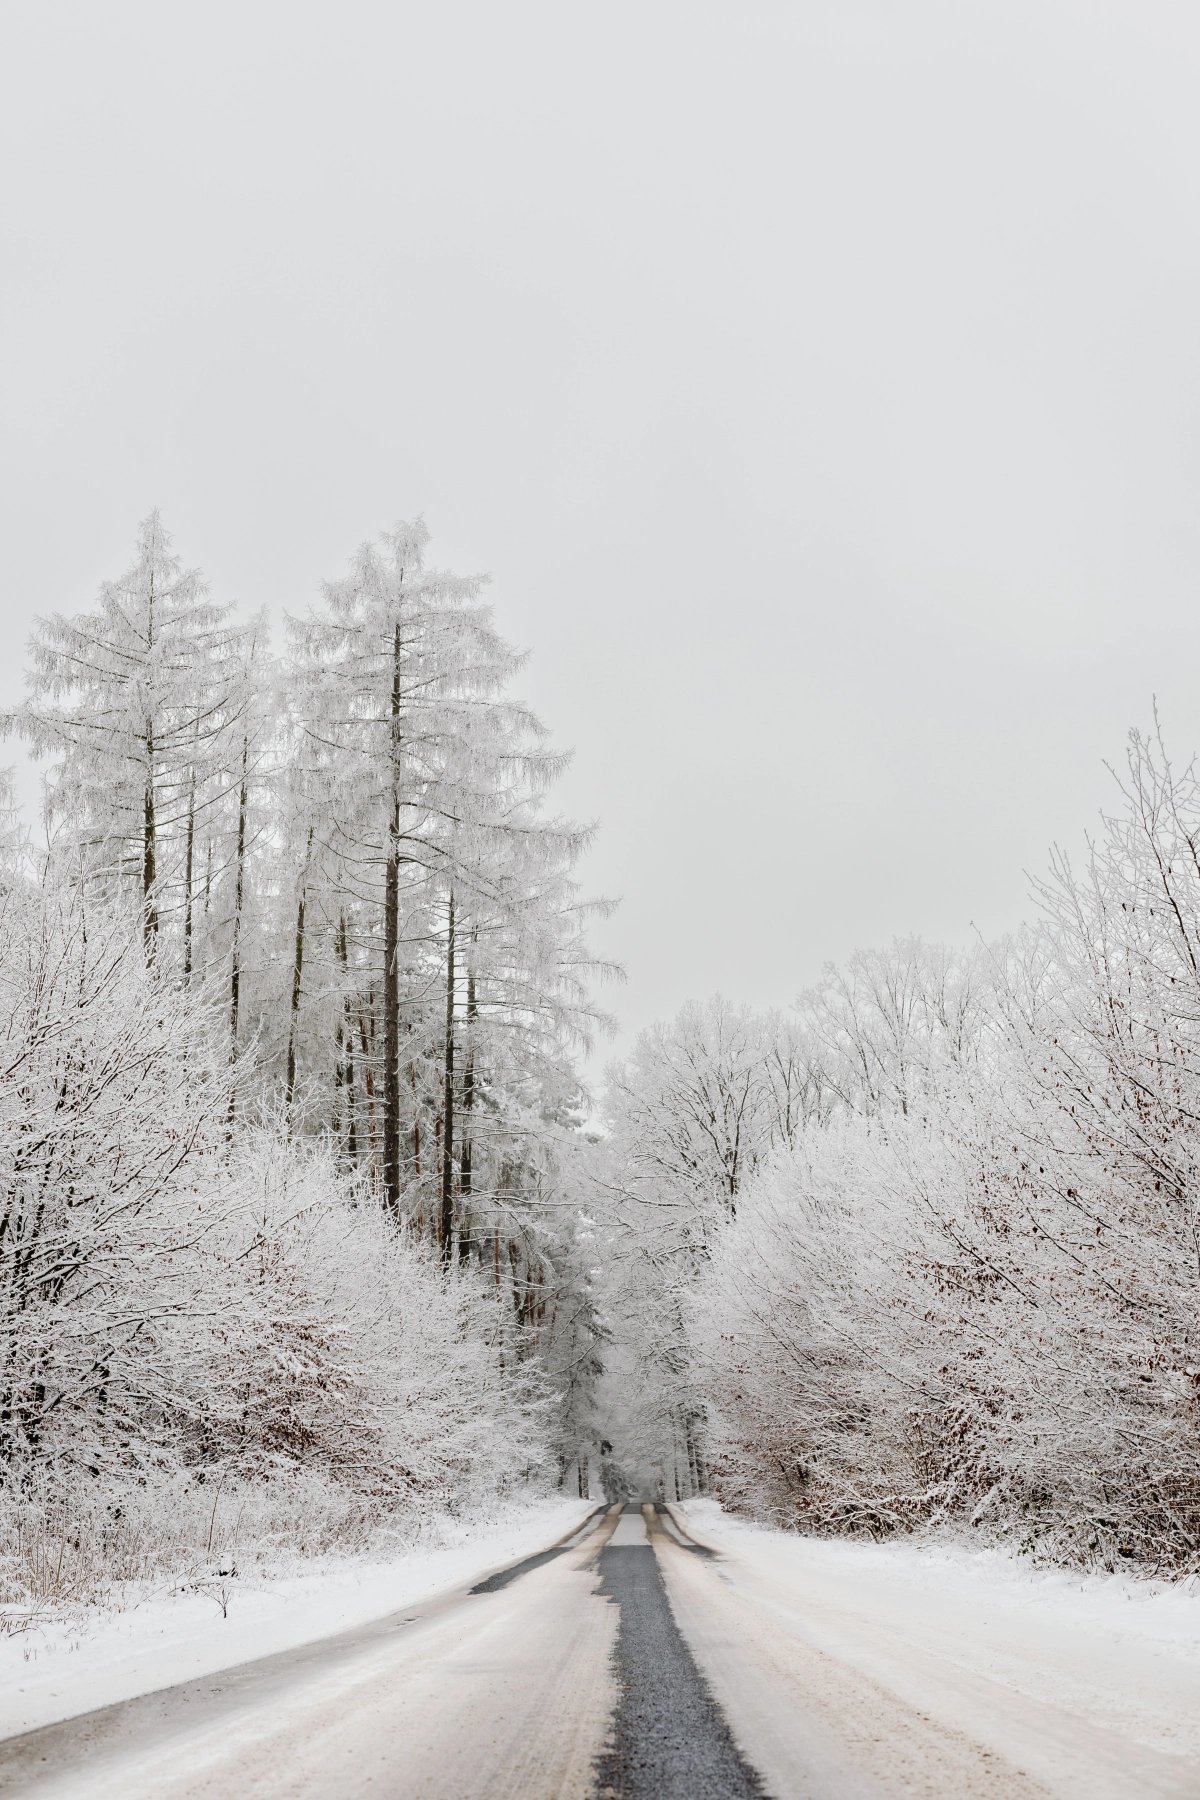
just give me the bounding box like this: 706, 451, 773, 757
288, 518, 613, 1235
10, 513, 253, 964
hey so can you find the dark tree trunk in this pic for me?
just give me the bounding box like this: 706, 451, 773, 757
333, 1017, 344, 1148
410, 1059, 421, 1178
461, 957, 476, 1202
183, 769, 196, 983
285, 826, 314, 1123
230, 737, 249, 1056
694, 1426, 709, 1494
142, 577, 158, 962
383, 623, 403, 1217
359, 996, 378, 1182
493, 1221, 505, 1375
142, 740, 157, 962
684, 1414, 706, 1495
226, 737, 249, 1132
440, 890, 456, 1264
337, 914, 358, 1167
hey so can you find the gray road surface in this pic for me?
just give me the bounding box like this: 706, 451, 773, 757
595, 1511, 764, 1799
1, 1502, 1191, 1800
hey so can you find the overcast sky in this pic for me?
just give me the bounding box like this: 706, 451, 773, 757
4, 0, 1200, 1061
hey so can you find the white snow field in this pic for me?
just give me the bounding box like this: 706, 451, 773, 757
0, 1496, 595, 1742
665, 1501, 1200, 1800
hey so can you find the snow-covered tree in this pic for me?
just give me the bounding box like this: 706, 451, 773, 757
587, 1001, 824, 1497
9, 513, 260, 970
0, 506, 622, 1595
0, 884, 233, 1477
0, 881, 554, 1561
683, 730, 1200, 1570
285, 518, 614, 1245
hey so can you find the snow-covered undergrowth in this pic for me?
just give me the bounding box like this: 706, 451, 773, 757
599, 729, 1200, 1576
0, 1463, 558, 1634
0, 890, 554, 1632
0, 1495, 593, 1740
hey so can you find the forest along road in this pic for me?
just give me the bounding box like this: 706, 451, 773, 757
0, 1505, 1196, 1800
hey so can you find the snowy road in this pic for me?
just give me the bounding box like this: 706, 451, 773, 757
1, 1504, 1197, 1800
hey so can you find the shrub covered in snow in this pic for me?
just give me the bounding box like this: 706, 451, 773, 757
0, 887, 551, 1614
686, 730, 1200, 1573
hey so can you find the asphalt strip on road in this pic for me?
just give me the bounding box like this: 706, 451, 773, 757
594, 1506, 767, 1800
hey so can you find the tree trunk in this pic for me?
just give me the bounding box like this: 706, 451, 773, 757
693, 1425, 709, 1494
337, 914, 358, 1167
383, 623, 403, 1217
229, 737, 249, 1058
684, 1413, 706, 1495
410, 1058, 421, 1178
493, 1222, 504, 1376
332, 1016, 344, 1148
142, 575, 158, 962
461, 952, 476, 1203
358, 996, 378, 1184
285, 826, 314, 1123
183, 769, 196, 983
142, 735, 157, 962
440, 889, 456, 1264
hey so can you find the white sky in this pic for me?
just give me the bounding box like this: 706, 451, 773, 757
4, 1, 1200, 1061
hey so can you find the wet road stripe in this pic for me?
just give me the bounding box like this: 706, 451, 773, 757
595, 1533, 766, 1800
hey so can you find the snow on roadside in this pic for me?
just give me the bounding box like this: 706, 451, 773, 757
675, 1500, 1200, 1766
0, 1496, 595, 1743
